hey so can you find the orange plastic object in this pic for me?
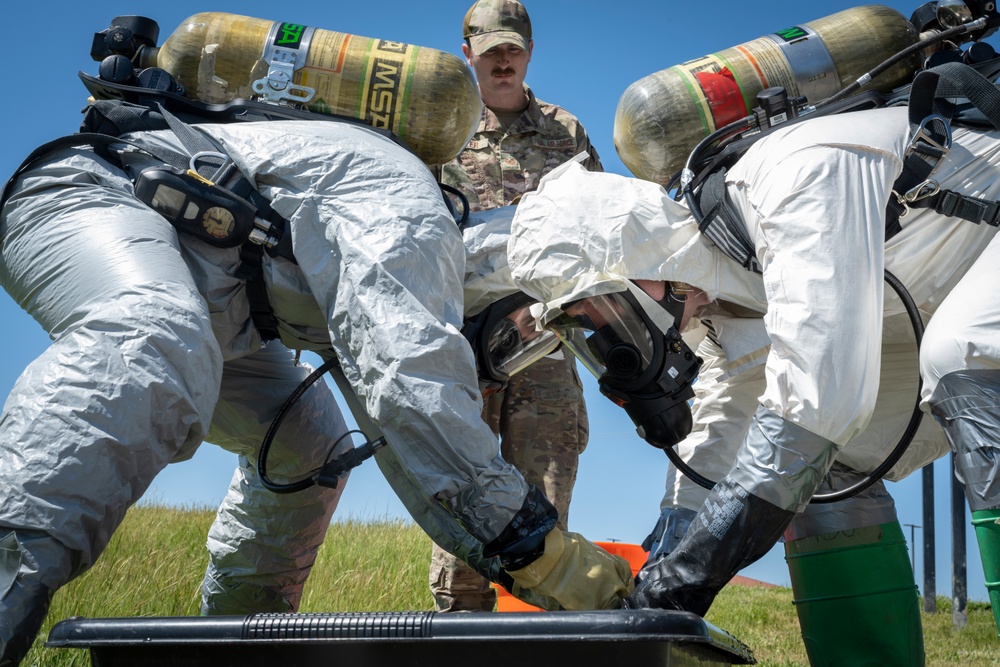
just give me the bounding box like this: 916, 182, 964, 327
493, 541, 647, 612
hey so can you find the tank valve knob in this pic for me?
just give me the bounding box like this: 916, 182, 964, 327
135, 67, 185, 96
91, 16, 160, 62
98, 54, 137, 85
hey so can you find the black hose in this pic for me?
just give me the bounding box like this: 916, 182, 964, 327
440, 182, 471, 229
257, 356, 340, 493
816, 21, 984, 110
810, 269, 925, 503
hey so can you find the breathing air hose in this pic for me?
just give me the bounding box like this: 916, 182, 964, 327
256, 357, 386, 494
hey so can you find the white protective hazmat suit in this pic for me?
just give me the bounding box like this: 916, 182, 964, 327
0, 118, 630, 663
511, 105, 1000, 505
508, 104, 1000, 615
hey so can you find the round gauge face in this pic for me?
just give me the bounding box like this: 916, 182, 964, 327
202, 206, 236, 239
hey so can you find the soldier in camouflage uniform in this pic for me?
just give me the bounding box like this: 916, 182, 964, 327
428, 0, 603, 612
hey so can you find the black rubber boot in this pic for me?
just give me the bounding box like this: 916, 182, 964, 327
627, 475, 794, 616
0, 532, 55, 667
0, 581, 53, 667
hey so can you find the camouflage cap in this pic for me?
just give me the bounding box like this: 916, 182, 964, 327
463, 0, 532, 56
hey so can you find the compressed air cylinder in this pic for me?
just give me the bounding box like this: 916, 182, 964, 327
614, 5, 922, 183
149, 13, 482, 165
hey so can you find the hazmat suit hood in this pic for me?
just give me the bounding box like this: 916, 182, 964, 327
507, 161, 767, 320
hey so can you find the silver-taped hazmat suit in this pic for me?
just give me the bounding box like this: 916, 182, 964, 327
0, 119, 551, 660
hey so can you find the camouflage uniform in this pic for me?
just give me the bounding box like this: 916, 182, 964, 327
428, 85, 600, 611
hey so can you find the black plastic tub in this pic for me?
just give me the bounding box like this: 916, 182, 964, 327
47, 609, 755, 666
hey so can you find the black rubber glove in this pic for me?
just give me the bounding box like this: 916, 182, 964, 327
627, 475, 794, 615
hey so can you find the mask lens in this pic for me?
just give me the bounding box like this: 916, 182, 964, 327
548, 288, 702, 449
485, 303, 561, 378
549, 292, 658, 388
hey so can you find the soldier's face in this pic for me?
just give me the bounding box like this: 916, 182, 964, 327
464, 41, 532, 105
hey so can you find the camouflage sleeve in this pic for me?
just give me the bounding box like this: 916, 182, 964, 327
575, 124, 603, 173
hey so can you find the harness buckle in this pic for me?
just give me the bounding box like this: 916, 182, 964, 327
904, 113, 953, 174
189, 151, 235, 184
903, 179, 941, 204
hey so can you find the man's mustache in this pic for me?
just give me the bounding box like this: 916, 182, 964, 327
492, 67, 516, 77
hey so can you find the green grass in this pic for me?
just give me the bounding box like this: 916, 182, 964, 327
20, 505, 1000, 666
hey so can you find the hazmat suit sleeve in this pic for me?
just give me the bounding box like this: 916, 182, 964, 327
169, 120, 631, 610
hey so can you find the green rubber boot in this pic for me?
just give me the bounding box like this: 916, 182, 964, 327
971, 509, 1000, 638
784, 520, 924, 666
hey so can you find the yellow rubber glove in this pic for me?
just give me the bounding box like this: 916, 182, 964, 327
507, 527, 634, 610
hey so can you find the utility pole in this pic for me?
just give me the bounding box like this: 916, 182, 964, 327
922, 463, 936, 613
904, 523, 921, 576
952, 452, 968, 629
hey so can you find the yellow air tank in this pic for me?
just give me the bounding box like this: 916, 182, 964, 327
614, 5, 922, 184
146, 13, 482, 165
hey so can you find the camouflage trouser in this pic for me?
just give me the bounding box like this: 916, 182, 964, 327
428, 353, 589, 611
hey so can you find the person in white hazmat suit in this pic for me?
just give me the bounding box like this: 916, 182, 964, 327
0, 118, 633, 665
507, 92, 1000, 655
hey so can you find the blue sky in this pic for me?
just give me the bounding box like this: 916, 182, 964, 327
0, 0, 992, 603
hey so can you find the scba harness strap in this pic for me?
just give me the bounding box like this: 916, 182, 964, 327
90, 99, 297, 342
693, 62, 1000, 274
888, 62, 1000, 230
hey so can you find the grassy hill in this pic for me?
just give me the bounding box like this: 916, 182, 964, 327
20, 505, 999, 666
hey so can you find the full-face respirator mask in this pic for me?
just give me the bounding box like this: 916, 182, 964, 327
546, 282, 702, 448
463, 292, 562, 396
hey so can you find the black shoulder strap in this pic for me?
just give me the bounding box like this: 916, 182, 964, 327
909, 61, 1000, 129
0, 132, 183, 206
888, 62, 1000, 236
693, 168, 761, 274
